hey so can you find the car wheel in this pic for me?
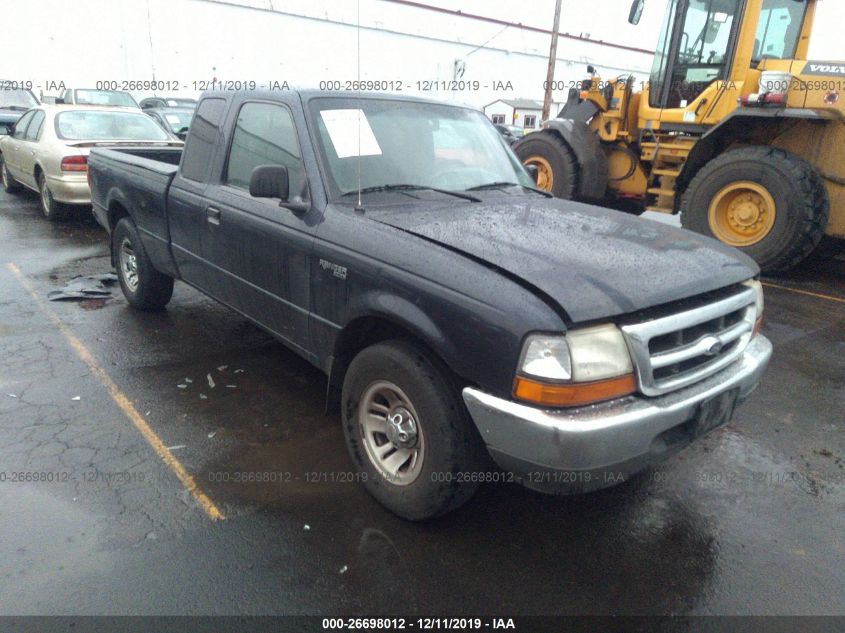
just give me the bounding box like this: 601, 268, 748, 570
38, 173, 70, 221
113, 217, 174, 310
341, 339, 484, 520
1, 158, 21, 194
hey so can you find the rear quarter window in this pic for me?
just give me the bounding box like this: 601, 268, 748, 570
180, 97, 227, 182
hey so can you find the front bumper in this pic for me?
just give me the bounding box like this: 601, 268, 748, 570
46, 174, 90, 205
463, 334, 772, 494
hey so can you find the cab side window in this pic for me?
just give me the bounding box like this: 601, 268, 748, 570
225, 102, 304, 195
24, 111, 45, 141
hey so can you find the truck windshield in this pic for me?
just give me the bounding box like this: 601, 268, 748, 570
56, 110, 171, 141
309, 97, 533, 199
753, 0, 807, 63
0, 89, 39, 110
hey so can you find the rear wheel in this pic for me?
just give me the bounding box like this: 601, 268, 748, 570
1, 157, 21, 193
38, 173, 70, 221
514, 131, 578, 199
681, 147, 828, 272
113, 217, 174, 310
341, 340, 484, 520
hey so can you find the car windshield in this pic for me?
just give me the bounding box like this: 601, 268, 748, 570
309, 97, 533, 198
56, 110, 171, 141
0, 89, 39, 109
159, 110, 193, 132
166, 98, 196, 108
74, 90, 138, 107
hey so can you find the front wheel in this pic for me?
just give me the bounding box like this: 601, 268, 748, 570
1, 158, 21, 193
113, 217, 174, 310
341, 340, 484, 520
681, 147, 829, 272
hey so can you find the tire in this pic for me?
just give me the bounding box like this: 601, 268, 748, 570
513, 131, 578, 199
38, 172, 71, 221
341, 340, 484, 520
113, 217, 174, 310
681, 147, 829, 272
1, 157, 22, 193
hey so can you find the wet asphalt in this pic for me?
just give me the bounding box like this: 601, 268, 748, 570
0, 188, 843, 618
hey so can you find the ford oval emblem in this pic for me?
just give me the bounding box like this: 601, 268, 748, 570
703, 337, 723, 357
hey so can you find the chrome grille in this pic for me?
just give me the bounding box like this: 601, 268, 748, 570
621, 286, 758, 396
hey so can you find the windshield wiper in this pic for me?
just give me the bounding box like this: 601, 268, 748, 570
466, 182, 553, 198
341, 184, 481, 202
0, 105, 29, 111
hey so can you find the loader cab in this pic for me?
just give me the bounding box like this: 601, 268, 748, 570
637, 0, 811, 122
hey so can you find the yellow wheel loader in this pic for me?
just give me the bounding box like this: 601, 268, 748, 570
514, 0, 844, 271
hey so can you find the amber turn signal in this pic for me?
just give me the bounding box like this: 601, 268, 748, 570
513, 373, 637, 408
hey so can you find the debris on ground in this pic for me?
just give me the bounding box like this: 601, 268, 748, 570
7, 394, 17, 398
339, 565, 348, 574
166, 445, 186, 451
199, 394, 207, 400
234, 369, 245, 374
185, 378, 193, 384
303, 524, 311, 531
207, 431, 217, 439
226, 385, 237, 389
177, 384, 187, 389
47, 273, 118, 301
71, 396, 81, 401
79, 298, 108, 311
207, 374, 216, 389
217, 365, 228, 372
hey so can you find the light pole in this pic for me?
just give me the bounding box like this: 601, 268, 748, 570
542, 0, 563, 122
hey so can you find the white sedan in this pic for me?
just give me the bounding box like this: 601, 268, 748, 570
0, 105, 182, 220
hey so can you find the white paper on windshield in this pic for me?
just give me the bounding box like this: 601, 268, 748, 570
165, 114, 181, 124
320, 109, 382, 159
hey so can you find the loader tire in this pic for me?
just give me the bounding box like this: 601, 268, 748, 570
681, 147, 828, 272
514, 131, 578, 199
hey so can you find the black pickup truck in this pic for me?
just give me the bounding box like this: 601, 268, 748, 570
88, 90, 772, 520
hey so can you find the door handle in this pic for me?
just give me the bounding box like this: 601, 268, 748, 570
206, 206, 221, 225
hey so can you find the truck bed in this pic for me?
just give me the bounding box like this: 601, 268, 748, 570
88, 146, 184, 277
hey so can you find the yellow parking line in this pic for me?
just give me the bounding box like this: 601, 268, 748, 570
6, 262, 224, 522
762, 281, 845, 305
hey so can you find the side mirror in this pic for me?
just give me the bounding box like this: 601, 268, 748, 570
249, 165, 289, 200
628, 0, 644, 25
525, 164, 539, 183
7, 124, 15, 136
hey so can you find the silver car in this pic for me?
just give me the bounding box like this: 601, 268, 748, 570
0, 105, 181, 220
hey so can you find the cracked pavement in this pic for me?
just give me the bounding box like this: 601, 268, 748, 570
0, 188, 843, 616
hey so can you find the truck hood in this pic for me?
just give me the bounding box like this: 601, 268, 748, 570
365, 196, 758, 323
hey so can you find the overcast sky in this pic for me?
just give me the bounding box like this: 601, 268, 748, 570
419, 0, 842, 59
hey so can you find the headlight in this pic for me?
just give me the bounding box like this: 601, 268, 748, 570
742, 279, 764, 335
514, 324, 636, 408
